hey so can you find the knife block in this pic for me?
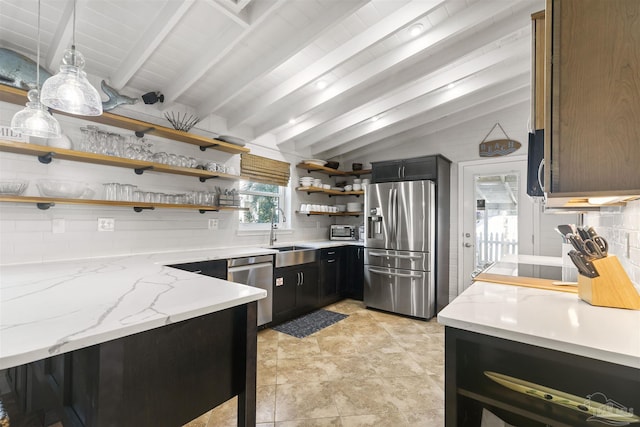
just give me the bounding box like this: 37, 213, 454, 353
577, 255, 640, 310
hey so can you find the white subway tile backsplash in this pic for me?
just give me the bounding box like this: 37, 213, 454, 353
586, 199, 640, 290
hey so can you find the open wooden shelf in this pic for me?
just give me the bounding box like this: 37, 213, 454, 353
0, 140, 243, 182
295, 186, 363, 197
296, 210, 362, 217
296, 162, 371, 177
0, 85, 249, 154
0, 195, 248, 213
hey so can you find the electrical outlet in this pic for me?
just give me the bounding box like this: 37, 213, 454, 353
98, 218, 115, 232
208, 219, 219, 230
52, 219, 65, 234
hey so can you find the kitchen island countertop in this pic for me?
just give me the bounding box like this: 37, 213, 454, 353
438, 280, 640, 368
0, 252, 267, 370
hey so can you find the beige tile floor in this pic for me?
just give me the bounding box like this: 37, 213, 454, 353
185, 299, 445, 427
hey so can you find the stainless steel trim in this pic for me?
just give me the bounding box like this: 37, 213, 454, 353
227, 254, 273, 268
365, 248, 430, 271
274, 248, 317, 268
367, 267, 423, 279
368, 252, 422, 260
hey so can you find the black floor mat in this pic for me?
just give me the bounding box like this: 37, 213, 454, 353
272, 309, 348, 338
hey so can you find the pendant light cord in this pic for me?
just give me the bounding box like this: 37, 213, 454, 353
36, 0, 41, 92
72, 0, 76, 49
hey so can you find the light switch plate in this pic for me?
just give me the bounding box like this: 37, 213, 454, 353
98, 218, 115, 232
208, 219, 219, 230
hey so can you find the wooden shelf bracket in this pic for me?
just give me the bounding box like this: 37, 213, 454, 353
133, 206, 155, 213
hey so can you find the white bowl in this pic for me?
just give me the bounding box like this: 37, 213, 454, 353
323, 184, 331, 190
344, 185, 353, 191
37, 180, 90, 198
353, 184, 362, 191
0, 179, 29, 195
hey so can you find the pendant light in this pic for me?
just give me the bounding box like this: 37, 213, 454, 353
40, 0, 103, 116
11, 0, 61, 139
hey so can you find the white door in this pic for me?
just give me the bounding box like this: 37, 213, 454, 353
458, 156, 532, 294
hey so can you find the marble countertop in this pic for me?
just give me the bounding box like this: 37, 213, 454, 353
438, 280, 640, 368
0, 241, 364, 370
0, 252, 267, 370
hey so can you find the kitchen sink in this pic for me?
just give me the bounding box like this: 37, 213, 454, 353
271, 245, 310, 252
268, 245, 317, 267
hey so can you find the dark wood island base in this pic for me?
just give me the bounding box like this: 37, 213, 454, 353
6, 302, 258, 427
445, 327, 640, 427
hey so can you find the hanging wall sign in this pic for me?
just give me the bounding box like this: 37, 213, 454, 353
479, 139, 521, 157
478, 123, 521, 157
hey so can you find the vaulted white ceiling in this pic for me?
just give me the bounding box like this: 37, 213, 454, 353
0, 0, 543, 160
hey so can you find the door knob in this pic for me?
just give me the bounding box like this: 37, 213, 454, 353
464, 242, 472, 248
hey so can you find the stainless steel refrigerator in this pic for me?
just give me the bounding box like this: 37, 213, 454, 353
364, 180, 435, 319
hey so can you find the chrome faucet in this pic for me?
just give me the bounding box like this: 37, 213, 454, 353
269, 207, 286, 246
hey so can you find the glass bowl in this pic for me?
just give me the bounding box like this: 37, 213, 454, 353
36, 180, 90, 198
0, 179, 29, 195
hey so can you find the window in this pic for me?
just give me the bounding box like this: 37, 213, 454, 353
238, 180, 288, 229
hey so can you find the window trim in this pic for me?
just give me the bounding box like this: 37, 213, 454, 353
238, 181, 290, 230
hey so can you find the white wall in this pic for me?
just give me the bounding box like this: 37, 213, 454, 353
0, 100, 336, 265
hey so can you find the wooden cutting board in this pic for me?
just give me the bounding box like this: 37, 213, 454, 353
475, 273, 578, 294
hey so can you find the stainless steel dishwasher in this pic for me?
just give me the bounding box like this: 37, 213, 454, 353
227, 255, 273, 327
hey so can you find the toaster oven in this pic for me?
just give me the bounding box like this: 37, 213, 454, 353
330, 225, 357, 240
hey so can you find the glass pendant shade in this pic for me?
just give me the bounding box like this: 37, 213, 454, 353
41, 48, 103, 116
11, 89, 61, 139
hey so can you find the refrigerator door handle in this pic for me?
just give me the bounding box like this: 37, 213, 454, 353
368, 252, 422, 260
387, 187, 394, 243
392, 188, 398, 244
367, 267, 424, 279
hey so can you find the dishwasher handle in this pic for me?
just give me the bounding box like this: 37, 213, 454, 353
227, 262, 273, 276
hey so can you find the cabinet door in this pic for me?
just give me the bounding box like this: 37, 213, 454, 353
319, 248, 342, 306
296, 264, 318, 312
371, 160, 402, 183
401, 156, 436, 181
273, 267, 298, 320
344, 246, 364, 301
546, 0, 640, 195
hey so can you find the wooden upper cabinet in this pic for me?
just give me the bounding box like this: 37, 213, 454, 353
545, 0, 640, 197
531, 10, 545, 131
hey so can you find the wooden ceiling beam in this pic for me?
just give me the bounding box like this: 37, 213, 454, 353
287, 35, 530, 149
225, 0, 447, 129
318, 71, 530, 159
253, 0, 533, 138
193, 0, 367, 120
108, 0, 196, 90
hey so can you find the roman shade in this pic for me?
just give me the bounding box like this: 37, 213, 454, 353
241, 153, 290, 187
